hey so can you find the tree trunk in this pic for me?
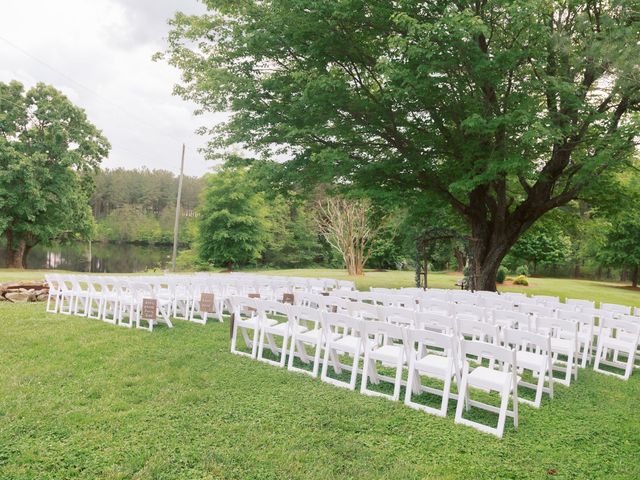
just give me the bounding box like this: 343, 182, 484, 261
468, 215, 521, 292
5, 230, 26, 269
453, 247, 466, 272
632, 265, 639, 288
574, 262, 581, 279
22, 244, 34, 269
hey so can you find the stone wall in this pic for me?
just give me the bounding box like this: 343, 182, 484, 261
0, 282, 49, 302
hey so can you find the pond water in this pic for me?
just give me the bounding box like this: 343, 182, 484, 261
0, 242, 179, 273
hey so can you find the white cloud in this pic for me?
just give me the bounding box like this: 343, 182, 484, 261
0, 0, 214, 176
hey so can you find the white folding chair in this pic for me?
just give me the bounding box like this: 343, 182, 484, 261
287, 307, 328, 377
86, 276, 106, 319
455, 340, 519, 438
57, 275, 76, 315
360, 321, 409, 401
72, 276, 91, 316
593, 318, 639, 380
229, 296, 263, 358
320, 313, 367, 390
100, 277, 121, 325
503, 328, 553, 408
557, 309, 595, 368
405, 328, 459, 417
45, 274, 61, 313
536, 316, 579, 386
256, 300, 300, 367
131, 282, 173, 332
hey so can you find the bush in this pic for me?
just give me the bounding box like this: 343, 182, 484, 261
513, 275, 529, 286
516, 265, 530, 276
496, 266, 508, 284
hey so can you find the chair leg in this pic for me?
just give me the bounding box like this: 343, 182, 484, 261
495, 384, 511, 438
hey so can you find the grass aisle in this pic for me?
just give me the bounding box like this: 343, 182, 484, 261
1, 302, 639, 479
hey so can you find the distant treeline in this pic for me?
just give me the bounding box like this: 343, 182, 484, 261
90, 168, 205, 245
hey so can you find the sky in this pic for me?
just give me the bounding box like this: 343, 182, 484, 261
0, 0, 218, 176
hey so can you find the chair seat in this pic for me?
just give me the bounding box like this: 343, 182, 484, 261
333, 335, 373, 353
516, 350, 547, 371
468, 367, 518, 392
298, 328, 337, 343
369, 344, 404, 363
264, 322, 307, 335
415, 354, 453, 378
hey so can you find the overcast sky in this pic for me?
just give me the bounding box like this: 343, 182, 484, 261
0, 0, 217, 176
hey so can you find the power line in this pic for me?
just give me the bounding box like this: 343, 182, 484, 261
0, 34, 186, 144
0, 92, 179, 168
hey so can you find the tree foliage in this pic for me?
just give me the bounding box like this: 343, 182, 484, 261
161, 0, 640, 290
0, 81, 110, 267
197, 165, 271, 268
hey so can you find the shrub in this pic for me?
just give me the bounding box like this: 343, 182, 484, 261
516, 265, 530, 276
513, 275, 529, 286
496, 266, 508, 284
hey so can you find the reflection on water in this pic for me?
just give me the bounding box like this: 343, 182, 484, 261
0, 242, 178, 273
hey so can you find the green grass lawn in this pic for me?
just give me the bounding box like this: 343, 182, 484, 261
1, 268, 639, 479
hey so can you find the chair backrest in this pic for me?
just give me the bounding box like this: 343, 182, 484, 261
420, 298, 453, 316
323, 312, 363, 337
600, 302, 632, 316
44, 273, 55, 288
520, 304, 555, 318
228, 296, 257, 318
598, 317, 640, 343
492, 310, 530, 330
536, 315, 578, 341
379, 306, 415, 328
406, 328, 456, 357
459, 340, 516, 368
453, 304, 485, 322
532, 294, 560, 304
384, 294, 416, 309
362, 319, 406, 348
323, 296, 352, 315
256, 299, 291, 321
503, 328, 552, 355
566, 298, 595, 311
556, 309, 595, 334
129, 281, 154, 301
295, 291, 323, 309
349, 301, 380, 321
500, 292, 528, 302
291, 305, 323, 331
457, 318, 499, 344
415, 311, 456, 334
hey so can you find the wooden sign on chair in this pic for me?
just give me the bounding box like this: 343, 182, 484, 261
141, 298, 157, 321
200, 293, 215, 313
282, 293, 295, 304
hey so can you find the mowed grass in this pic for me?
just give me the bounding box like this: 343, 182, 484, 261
1, 268, 640, 479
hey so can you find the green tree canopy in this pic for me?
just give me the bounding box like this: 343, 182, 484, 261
161, 0, 640, 290
197, 165, 270, 268
0, 81, 110, 267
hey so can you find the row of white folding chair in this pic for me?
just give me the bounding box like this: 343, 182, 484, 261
303, 295, 597, 387
229, 298, 536, 438
47, 275, 173, 331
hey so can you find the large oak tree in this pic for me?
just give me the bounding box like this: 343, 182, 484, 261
0, 81, 110, 268
161, 0, 640, 290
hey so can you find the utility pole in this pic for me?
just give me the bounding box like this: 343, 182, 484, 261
171, 143, 186, 272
